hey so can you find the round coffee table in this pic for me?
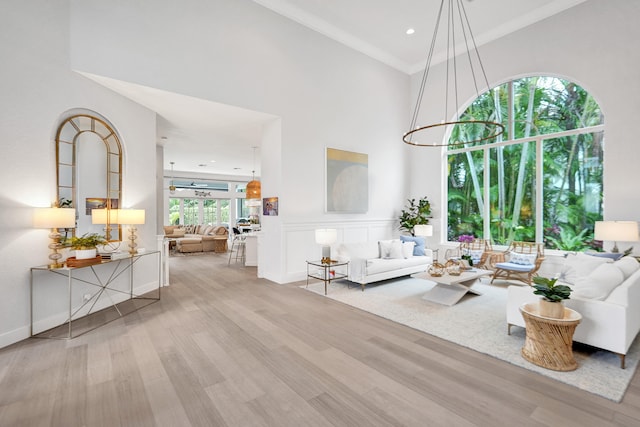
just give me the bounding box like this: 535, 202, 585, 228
519, 303, 582, 371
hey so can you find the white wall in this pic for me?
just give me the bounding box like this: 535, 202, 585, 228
0, 0, 158, 348
407, 0, 640, 253
69, 0, 411, 283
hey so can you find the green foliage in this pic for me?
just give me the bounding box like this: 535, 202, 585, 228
63, 233, 106, 250
446, 76, 603, 247
545, 226, 591, 251
399, 197, 431, 235
532, 276, 572, 302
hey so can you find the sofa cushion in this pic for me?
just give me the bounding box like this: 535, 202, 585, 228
337, 242, 380, 260
379, 240, 403, 259
401, 241, 415, 258
366, 257, 428, 275
613, 256, 640, 280
495, 262, 534, 272
572, 263, 625, 300
399, 235, 426, 256
558, 252, 612, 285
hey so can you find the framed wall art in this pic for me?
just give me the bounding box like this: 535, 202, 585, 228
263, 197, 278, 216
325, 148, 368, 213
85, 197, 118, 215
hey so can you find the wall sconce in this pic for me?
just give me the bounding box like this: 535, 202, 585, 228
116, 209, 145, 255
315, 228, 337, 264
33, 207, 76, 268
594, 221, 640, 253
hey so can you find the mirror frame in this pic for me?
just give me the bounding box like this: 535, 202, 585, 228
55, 113, 123, 241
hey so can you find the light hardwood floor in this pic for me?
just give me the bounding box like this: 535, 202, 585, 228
2, 252, 640, 426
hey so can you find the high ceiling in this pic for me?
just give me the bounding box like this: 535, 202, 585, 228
84, 0, 586, 177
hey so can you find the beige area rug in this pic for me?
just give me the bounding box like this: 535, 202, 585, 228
302, 276, 640, 402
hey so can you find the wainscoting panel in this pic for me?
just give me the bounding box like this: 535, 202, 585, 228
282, 219, 397, 283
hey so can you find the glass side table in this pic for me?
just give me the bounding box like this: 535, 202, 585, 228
306, 260, 349, 295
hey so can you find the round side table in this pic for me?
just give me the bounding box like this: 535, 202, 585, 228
519, 302, 582, 371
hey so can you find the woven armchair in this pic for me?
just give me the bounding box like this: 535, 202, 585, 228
445, 238, 493, 269
490, 241, 545, 286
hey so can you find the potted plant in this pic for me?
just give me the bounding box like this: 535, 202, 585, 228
399, 197, 431, 236
64, 233, 107, 260
532, 276, 572, 319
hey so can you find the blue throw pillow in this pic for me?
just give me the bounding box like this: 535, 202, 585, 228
586, 251, 624, 261
400, 235, 426, 256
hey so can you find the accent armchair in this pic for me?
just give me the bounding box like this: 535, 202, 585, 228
491, 241, 545, 286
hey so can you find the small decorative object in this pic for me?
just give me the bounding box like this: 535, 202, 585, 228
458, 234, 475, 244
64, 232, 107, 260
428, 262, 445, 277
445, 259, 461, 276
399, 197, 431, 236
532, 276, 572, 319
461, 254, 473, 267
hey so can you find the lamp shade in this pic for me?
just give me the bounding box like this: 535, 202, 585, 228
91, 209, 119, 224
315, 229, 337, 245
413, 224, 433, 237
33, 207, 76, 229
116, 209, 145, 225
594, 221, 640, 242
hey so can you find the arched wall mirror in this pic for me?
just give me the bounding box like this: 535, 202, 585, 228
56, 113, 123, 241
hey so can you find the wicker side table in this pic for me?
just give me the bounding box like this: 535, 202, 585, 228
519, 303, 582, 371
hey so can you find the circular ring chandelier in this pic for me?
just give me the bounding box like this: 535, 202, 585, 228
404, 0, 504, 148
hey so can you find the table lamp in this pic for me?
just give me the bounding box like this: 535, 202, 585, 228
91, 208, 118, 241
33, 207, 76, 268
116, 209, 145, 255
594, 221, 640, 253
315, 228, 337, 264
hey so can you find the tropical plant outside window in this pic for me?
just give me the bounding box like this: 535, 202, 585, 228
447, 76, 604, 250
170, 197, 232, 226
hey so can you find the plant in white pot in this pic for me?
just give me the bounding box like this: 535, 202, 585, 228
65, 233, 107, 260
532, 276, 572, 319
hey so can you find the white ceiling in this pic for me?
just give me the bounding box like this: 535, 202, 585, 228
82, 0, 586, 177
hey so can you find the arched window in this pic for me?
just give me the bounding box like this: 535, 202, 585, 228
447, 76, 604, 250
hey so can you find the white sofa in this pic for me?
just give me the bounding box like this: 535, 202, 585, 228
506, 253, 640, 368
335, 239, 433, 290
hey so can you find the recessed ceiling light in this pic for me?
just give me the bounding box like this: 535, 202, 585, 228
406, 28, 415, 35
210, 160, 216, 163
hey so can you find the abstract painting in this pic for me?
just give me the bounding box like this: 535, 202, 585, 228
325, 148, 368, 213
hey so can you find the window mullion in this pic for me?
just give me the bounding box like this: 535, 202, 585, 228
535, 137, 544, 243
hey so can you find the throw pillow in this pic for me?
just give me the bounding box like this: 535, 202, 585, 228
613, 256, 640, 280
401, 241, 415, 258
586, 251, 624, 261
379, 240, 404, 259
509, 251, 536, 266
469, 249, 484, 265
557, 252, 612, 285
399, 235, 426, 256
571, 263, 624, 300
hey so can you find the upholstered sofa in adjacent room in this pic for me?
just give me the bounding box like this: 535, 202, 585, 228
165, 225, 229, 253
335, 237, 433, 290
506, 253, 640, 368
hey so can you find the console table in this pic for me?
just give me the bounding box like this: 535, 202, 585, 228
30, 250, 161, 339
